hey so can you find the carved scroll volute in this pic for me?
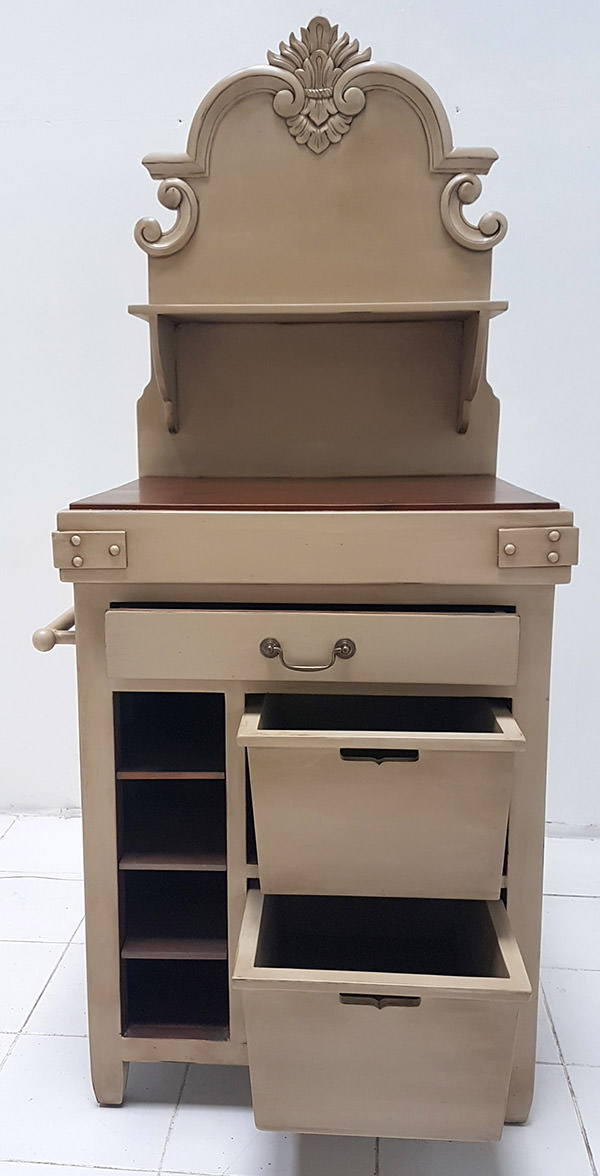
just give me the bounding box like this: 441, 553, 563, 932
268, 17, 372, 154
134, 178, 199, 257
440, 173, 507, 252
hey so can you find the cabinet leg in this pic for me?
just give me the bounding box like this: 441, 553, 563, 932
91, 1056, 129, 1107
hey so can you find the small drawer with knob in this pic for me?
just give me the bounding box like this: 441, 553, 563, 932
238, 693, 525, 899
233, 890, 531, 1141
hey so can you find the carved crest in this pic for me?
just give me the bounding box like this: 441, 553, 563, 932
267, 17, 371, 154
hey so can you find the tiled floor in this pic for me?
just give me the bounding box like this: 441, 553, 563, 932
0, 816, 598, 1176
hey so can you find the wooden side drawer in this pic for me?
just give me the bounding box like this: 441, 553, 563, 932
105, 608, 520, 684
239, 694, 524, 899
233, 891, 531, 1141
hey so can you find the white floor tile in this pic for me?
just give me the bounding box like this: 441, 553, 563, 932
0, 876, 84, 942
163, 1065, 376, 1176
378, 1065, 591, 1176
0, 817, 16, 841
544, 838, 600, 897
543, 968, 600, 1065
24, 942, 87, 1036
537, 992, 560, 1063
568, 1066, 600, 1170
0, 815, 83, 878
0, 941, 64, 1032
542, 896, 600, 969
0, 1035, 184, 1167
0, 1035, 16, 1068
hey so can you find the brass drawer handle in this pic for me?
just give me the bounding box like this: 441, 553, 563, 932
259, 636, 356, 673
339, 994, 421, 1009
32, 608, 76, 652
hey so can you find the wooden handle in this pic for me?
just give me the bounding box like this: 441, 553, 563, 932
32, 608, 76, 652
340, 748, 419, 764
339, 994, 421, 1009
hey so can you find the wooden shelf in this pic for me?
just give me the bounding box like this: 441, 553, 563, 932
120, 851, 227, 872
130, 300, 507, 323
122, 936, 228, 960
129, 302, 507, 436
124, 1024, 229, 1041
117, 770, 225, 780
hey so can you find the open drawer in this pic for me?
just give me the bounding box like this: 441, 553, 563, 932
234, 890, 531, 1141
238, 695, 525, 899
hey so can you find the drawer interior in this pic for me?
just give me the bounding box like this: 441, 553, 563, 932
257, 694, 505, 734
255, 895, 508, 979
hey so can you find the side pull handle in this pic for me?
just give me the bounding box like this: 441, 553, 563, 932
32, 608, 76, 652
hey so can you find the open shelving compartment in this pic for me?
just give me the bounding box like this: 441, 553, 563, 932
114, 691, 230, 1040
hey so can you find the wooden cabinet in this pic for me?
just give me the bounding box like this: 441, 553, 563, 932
35, 14, 578, 1143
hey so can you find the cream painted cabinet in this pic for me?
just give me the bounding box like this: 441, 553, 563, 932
35, 14, 577, 1144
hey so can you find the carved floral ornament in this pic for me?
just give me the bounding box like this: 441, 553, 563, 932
267, 18, 371, 155
134, 16, 507, 256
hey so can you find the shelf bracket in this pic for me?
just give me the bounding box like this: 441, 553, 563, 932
150, 315, 179, 434
457, 311, 488, 434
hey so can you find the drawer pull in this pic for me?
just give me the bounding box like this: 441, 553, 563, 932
339, 994, 421, 1010
259, 636, 356, 673
340, 748, 419, 764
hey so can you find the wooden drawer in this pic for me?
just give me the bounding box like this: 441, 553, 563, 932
239, 695, 524, 899
105, 607, 519, 684
233, 891, 531, 1141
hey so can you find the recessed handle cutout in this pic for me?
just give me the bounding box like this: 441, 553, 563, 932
340, 748, 419, 764
339, 994, 421, 1009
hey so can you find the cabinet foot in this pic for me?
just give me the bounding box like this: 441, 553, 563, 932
91, 1059, 129, 1107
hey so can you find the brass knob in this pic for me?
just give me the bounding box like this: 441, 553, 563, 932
108, 544, 121, 557
72, 555, 84, 568
504, 543, 517, 556
548, 530, 561, 543
547, 551, 560, 564
70, 534, 82, 547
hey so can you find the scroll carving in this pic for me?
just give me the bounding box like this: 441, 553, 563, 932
134, 179, 199, 257
440, 173, 507, 252
267, 17, 371, 154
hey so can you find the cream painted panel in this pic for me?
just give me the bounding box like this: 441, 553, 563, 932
104, 608, 520, 684
58, 508, 575, 586
245, 747, 513, 899
242, 988, 520, 1140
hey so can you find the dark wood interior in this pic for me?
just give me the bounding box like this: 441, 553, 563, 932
121, 871, 228, 956
118, 778, 226, 870
123, 959, 229, 1035
114, 692, 225, 775
258, 694, 503, 735
256, 896, 507, 978
71, 475, 559, 512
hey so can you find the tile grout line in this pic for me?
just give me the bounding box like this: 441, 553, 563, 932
541, 983, 599, 1176
0, 817, 17, 843
19, 913, 86, 1034
374, 1136, 380, 1176
157, 1063, 190, 1174
1, 1162, 156, 1173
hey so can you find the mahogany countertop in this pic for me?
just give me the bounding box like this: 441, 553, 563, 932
70, 476, 559, 512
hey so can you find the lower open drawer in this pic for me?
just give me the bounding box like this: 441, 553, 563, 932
239, 695, 525, 899
234, 891, 530, 1141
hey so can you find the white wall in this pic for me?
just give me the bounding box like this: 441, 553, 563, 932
1, 0, 598, 824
